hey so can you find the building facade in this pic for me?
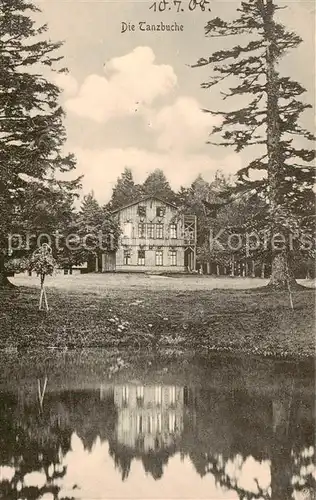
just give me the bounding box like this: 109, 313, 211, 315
102, 196, 197, 273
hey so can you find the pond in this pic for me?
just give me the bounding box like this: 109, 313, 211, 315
0, 349, 314, 500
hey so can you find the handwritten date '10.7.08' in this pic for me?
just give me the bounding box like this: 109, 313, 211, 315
149, 0, 211, 13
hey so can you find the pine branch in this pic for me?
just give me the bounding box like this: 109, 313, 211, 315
193, 40, 264, 68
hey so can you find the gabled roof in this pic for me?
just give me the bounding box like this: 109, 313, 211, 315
111, 195, 178, 214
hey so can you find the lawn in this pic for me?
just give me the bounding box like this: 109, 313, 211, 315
0, 274, 315, 359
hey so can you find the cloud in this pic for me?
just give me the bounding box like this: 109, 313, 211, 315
62, 48, 221, 154
65, 47, 177, 123
71, 146, 242, 205
54, 73, 79, 96
150, 97, 222, 152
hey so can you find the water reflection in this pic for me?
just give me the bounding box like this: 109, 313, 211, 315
113, 384, 184, 452
0, 354, 314, 499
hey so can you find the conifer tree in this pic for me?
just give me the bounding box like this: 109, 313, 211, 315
0, 0, 80, 285
8, 177, 80, 272
108, 168, 143, 211
195, 0, 315, 288
78, 192, 120, 272
142, 169, 177, 204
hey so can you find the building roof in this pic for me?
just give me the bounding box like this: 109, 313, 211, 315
111, 195, 178, 214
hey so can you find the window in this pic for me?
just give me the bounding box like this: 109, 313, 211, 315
137, 415, 143, 433
156, 223, 164, 239
169, 386, 176, 404
137, 205, 146, 217
156, 206, 165, 217
136, 386, 144, 405
136, 386, 144, 399
155, 249, 163, 266
168, 413, 176, 432
147, 223, 154, 239
156, 414, 162, 432
138, 250, 145, 266
155, 386, 162, 405
138, 223, 146, 238
122, 412, 130, 432
169, 223, 177, 239
147, 416, 153, 433
123, 222, 132, 238
123, 249, 131, 265
170, 249, 177, 266
122, 386, 129, 404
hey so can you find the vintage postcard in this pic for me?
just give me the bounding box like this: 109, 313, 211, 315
0, 0, 315, 499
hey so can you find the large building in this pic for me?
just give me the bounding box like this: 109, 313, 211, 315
101, 196, 197, 273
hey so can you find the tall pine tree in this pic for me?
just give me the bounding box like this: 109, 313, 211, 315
78, 192, 120, 272
107, 167, 143, 212
0, 0, 80, 285
194, 0, 315, 288
142, 169, 177, 204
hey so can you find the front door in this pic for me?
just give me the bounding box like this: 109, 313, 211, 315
102, 251, 116, 272
184, 248, 194, 272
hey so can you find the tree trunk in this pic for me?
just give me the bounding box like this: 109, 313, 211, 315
271, 377, 297, 500
206, 262, 211, 275
237, 263, 241, 276
96, 254, 103, 273
269, 252, 298, 288
0, 272, 11, 287
264, 0, 296, 289
261, 262, 266, 279
269, 252, 297, 289
40, 273, 45, 288
251, 260, 255, 278
271, 400, 293, 500
216, 264, 220, 276
0, 253, 13, 287
230, 256, 235, 277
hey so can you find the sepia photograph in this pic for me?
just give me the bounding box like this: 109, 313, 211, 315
0, 0, 315, 499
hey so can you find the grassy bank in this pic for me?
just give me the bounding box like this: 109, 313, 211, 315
0, 278, 314, 359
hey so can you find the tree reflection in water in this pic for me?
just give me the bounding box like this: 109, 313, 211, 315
0, 355, 314, 500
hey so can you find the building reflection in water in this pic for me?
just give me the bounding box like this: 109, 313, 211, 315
113, 384, 184, 452
0, 356, 315, 500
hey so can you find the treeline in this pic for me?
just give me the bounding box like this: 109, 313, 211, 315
1, 0, 314, 284
6, 165, 314, 278
104, 167, 314, 278
0, 379, 314, 498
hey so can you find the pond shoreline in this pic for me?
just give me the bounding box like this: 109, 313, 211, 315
1, 282, 315, 360
0, 347, 314, 394
0, 344, 314, 361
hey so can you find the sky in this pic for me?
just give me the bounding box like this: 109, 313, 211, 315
33, 0, 315, 204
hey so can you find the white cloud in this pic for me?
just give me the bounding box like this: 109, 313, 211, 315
150, 97, 222, 152
65, 47, 177, 123
0, 466, 15, 482
61, 48, 221, 154
71, 146, 242, 204
54, 73, 79, 96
